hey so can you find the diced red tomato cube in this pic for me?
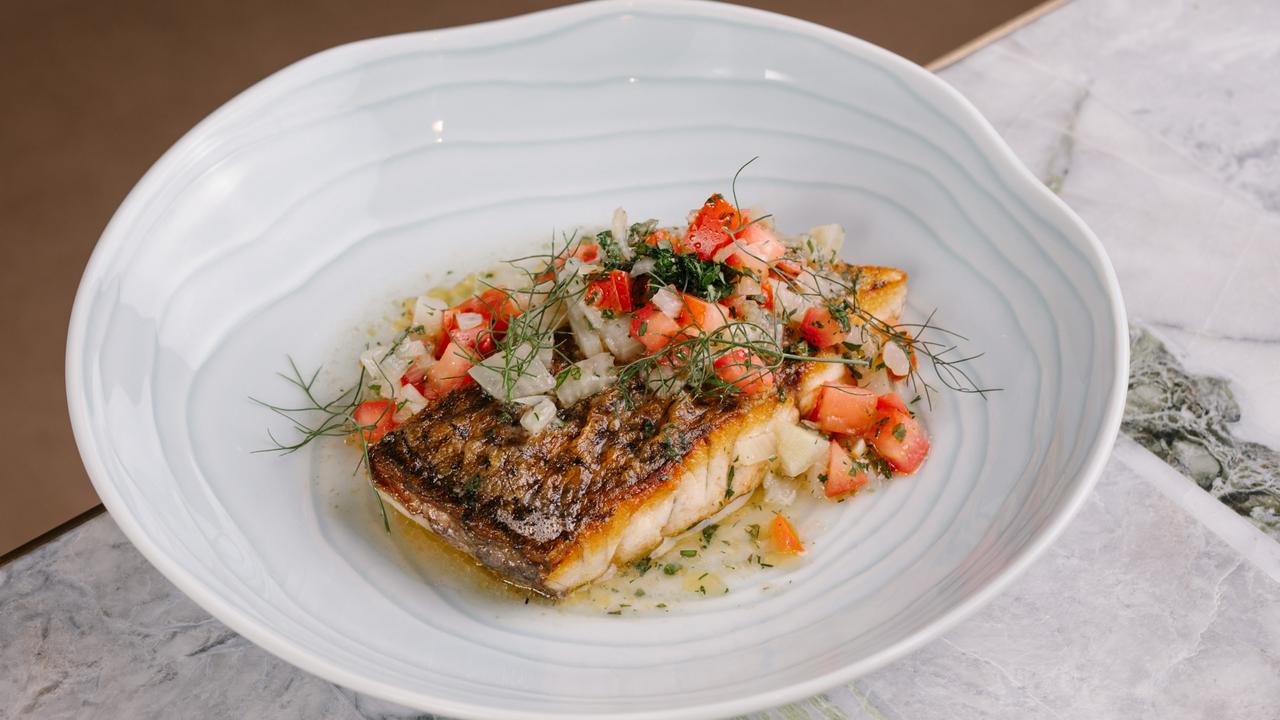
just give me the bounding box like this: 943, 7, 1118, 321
759, 277, 775, 310
799, 306, 848, 348
677, 293, 729, 335
772, 259, 803, 278
681, 194, 740, 259
870, 393, 930, 474
877, 391, 910, 414
447, 321, 495, 357
718, 242, 771, 278
770, 513, 805, 554
629, 303, 682, 353
644, 228, 671, 247
584, 270, 634, 313
813, 384, 878, 436
400, 356, 430, 389
737, 221, 786, 262
824, 441, 868, 499
572, 242, 600, 263
713, 348, 775, 394
353, 400, 398, 444
424, 342, 476, 399
476, 288, 522, 332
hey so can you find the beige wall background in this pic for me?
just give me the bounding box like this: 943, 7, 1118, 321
0, 0, 1055, 557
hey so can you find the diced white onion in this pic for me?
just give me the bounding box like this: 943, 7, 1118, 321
600, 316, 644, 361
468, 345, 556, 401
805, 223, 845, 260
762, 471, 798, 507
559, 257, 599, 284
512, 393, 553, 406
738, 300, 781, 345
776, 422, 829, 477
566, 301, 605, 357
400, 339, 429, 361
712, 241, 740, 264
455, 312, 484, 330
734, 422, 777, 466
650, 286, 683, 319
394, 383, 429, 422
859, 367, 893, 396
629, 257, 656, 277
611, 207, 634, 261
882, 341, 911, 377
535, 344, 554, 369
555, 352, 617, 406
520, 396, 558, 434
411, 295, 448, 338
773, 282, 813, 324
360, 346, 409, 399
735, 276, 762, 298
855, 324, 883, 358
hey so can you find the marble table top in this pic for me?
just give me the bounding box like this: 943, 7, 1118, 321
5, 0, 1279, 717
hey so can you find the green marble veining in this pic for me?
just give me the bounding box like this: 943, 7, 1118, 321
1124, 328, 1280, 538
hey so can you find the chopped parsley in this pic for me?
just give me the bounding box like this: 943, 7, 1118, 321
700, 523, 719, 546
633, 243, 742, 301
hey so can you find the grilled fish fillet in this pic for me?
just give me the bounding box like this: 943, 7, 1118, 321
368, 265, 906, 596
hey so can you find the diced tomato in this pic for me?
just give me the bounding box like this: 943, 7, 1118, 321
400, 357, 429, 390
878, 390, 909, 414
584, 270, 634, 313
713, 348, 776, 394
677, 293, 729, 335
681, 194, 740, 259
813, 384, 878, 436
572, 242, 600, 263
772, 258, 803, 277
770, 513, 805, 554
799, 306, 848, 348
353, 400, 398, 444
870, 392, 930, 474
451, 294, 492, 321
424, 342, 476, 398
644, 228, 671, 246
739, 224, 786, 263
447, 321, 495, 357
718, 242, 771, 278
682, 225, 733, 259
477, 288, 522, 332
759, 276, 775, 310
630, 303, 683, 353
824, 441, 868, 499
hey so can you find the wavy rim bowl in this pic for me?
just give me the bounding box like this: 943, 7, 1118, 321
65, 1, 1129, 717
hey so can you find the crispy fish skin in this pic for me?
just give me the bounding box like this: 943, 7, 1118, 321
369, 367, 800, 595
368, 266, 906, 596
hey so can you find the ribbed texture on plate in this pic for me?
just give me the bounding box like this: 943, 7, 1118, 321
65, 3, 1126, 718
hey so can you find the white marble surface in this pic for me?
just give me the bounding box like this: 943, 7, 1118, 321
5, 0, 1280, 717
942, 0, 1280, 450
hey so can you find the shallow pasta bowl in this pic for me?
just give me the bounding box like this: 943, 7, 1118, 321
65, 1, 1128, 717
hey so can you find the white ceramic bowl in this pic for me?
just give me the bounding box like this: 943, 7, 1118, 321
66, 2, 1127, 717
